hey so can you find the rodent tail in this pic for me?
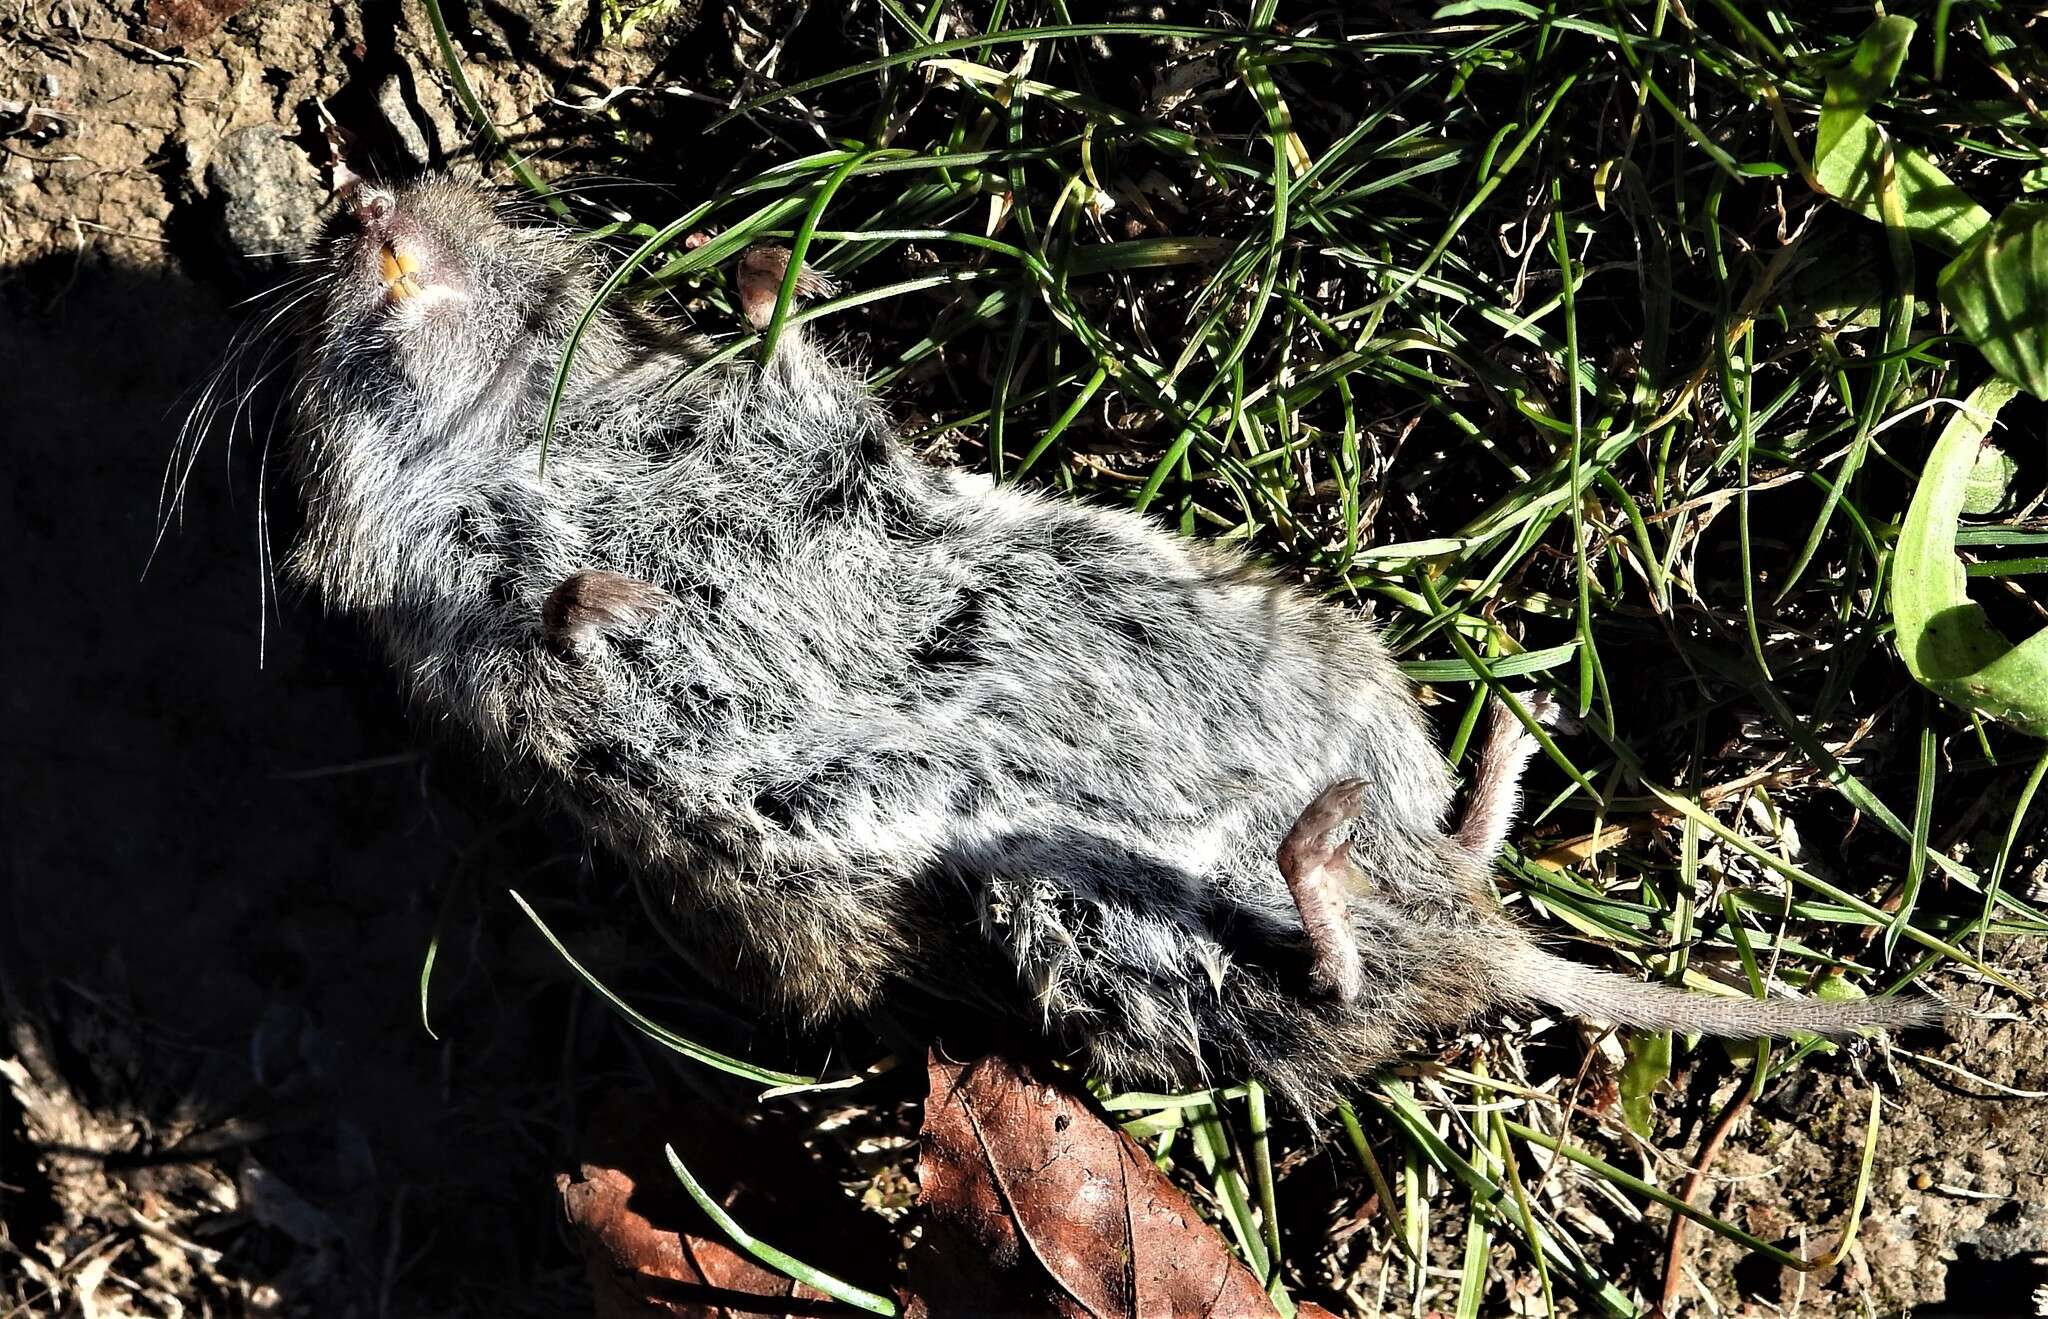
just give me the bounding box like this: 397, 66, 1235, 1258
1495, 942, 1947, 1038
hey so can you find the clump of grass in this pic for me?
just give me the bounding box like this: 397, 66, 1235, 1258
431, 0, 2048, 1312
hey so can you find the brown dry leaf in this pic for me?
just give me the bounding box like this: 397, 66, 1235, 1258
558, 1091, 893, 1319
905, 1051, 1335, 1319
141, 0, 250, 46
1528, 819, 1657, 870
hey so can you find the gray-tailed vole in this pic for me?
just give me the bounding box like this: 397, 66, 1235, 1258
233, 174, 1938, 1110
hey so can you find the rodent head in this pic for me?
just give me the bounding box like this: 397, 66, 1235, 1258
302, 175, 598, 434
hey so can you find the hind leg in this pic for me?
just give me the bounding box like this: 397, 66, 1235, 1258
1456, 691, 1568, 859
972, 861, 1397, 1108
1276, 780, 1368, 1002
1276, 691, 1566, 1003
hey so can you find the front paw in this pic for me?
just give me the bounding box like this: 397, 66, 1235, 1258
737, 245, 839, 330
542, 570, 674, 658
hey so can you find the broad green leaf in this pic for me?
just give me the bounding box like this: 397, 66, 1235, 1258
1618, 1030, 1672, 1139
1815, 122, 1991, 254
1397, 640, 1580, 683
1433, 0, 1541, 16
1939, 202, 2048, 398
1787, 227, 1898, 331
1964, 441, 2019, 516
1891, 380, 2048, 736
1814, 973, 1867, 1003
1811, 18, 1993, 255
1814, 16, 1915, 164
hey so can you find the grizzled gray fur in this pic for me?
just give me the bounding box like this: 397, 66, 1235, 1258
247, 175, 1936, 1112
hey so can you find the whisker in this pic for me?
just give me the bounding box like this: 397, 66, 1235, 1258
151, 275, 326, 576
229, 270, 320, 310
254, 417, 278, 668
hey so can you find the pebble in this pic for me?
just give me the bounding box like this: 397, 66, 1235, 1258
205, 124, 320, 268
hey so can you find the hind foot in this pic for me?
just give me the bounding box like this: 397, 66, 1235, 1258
542, 569, 674, 658
737, 246, 839, 330
1521, 689, 1578, 735
1276, 779, 1368, 1002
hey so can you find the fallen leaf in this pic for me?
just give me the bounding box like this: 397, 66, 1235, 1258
559, 1091, 894, 1318
142, 0, 250, 47
906, 1051, 1332, 1319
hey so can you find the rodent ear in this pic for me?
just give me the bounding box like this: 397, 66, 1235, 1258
347, 182, 394, 229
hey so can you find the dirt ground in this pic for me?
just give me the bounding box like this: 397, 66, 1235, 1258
3, 1, 2047, 1315
0, 1, 796, 1312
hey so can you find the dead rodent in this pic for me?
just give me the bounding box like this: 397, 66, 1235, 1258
248, 174, 1940, 1111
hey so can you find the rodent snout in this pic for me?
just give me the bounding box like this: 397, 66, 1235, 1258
337, 182, 465, 313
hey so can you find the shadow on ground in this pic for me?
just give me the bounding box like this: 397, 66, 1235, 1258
0, 249, 607, 1312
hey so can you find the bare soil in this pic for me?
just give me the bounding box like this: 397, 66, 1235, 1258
3, 1, 2046, 1315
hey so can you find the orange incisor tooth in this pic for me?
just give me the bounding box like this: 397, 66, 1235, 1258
379, 243, 424, 299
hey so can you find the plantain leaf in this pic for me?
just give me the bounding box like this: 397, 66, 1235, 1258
1890, 379, 2048, 736
1808, 20, 2048, 394
1618, 1030, 1671, 1140
1811, 18, 1993, 255
1939, 202, 2048, 399
1964, 441, 2019, 516
1814, 16, 1915, 163
1813, 973, 1867, 1004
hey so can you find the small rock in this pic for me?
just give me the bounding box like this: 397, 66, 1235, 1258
374, 76, 437, 170
204, 125, 320, 268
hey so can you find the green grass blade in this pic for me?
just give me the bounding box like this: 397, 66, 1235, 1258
508, 891, 829, 1089
664, 1143, 898, 1315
